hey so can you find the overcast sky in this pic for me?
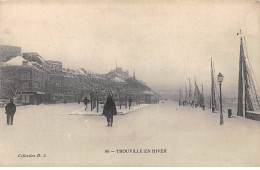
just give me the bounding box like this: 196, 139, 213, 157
0, 0, 260, 97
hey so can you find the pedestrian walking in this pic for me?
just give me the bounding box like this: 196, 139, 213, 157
102, 95, 117, 127
5, 99, 16, 125
83, 97, 90, 111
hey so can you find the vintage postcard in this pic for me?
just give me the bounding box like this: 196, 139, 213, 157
0, 0, 260, 167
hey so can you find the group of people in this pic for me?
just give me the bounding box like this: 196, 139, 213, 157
3, 94, 118, 127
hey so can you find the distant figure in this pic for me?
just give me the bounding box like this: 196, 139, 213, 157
83, 97, 90, 111
191, 100, 194, 107
128, 98, 132, 110
212, 106, 215, 113
102, 95, 117, 127
5, 99, 16, 125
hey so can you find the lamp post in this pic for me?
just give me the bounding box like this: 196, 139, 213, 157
218, 72, 224, 125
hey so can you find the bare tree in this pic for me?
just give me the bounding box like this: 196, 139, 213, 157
0, 66, 22, 99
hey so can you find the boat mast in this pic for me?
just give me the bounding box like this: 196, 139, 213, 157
194, 77, 197, 106
237, 30, 255, 116
185, 82, 188, 105
211, 58, 216, 112
188, 77, 192, 105
242, 37, 255, 113
237, 35, 244, 116
179, 88, 182, 105
201, 84, 204, 108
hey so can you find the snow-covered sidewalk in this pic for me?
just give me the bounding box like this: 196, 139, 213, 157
0, 101, 259, 166
69, 104, 150, 116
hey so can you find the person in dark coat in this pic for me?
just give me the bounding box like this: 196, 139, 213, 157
102, 95, 117, 127
83, 97, 90, 111
5, 99, 16, 125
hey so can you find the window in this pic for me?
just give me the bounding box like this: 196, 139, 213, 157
22, 82, 29, 90
22, 95, 30, 104
34, 82, 39, 89
21, 71, 30, 80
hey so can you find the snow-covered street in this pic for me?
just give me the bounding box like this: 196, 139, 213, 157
0, 101, 259, 166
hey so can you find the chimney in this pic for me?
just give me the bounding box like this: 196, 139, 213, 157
22, 60, 28, 65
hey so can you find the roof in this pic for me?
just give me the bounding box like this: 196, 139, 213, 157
0, 45, 21, 49
5, 56, 32, 66
111, 76, 126, 83
104, 70, 128, 80
23, 52, 44, 65
91, 74, 105, 80
143, 91, 154, 95
78, 69, 85, 75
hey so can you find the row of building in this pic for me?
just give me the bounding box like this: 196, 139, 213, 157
0, 45, 159, 105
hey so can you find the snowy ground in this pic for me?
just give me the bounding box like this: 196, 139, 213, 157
69, 103, 150, 116
0, 101, 259, 166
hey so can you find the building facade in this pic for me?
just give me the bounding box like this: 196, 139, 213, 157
0, 52, 158, 105
47, 60, 64, 103
0, 59, 49, 105
62, 68, 80, 103
0, 45, 22, 62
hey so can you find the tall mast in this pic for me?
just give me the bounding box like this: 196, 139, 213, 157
237, 30, 259, 117
179, 88, 182, 105
185, 82, 187, 105
201, 84, 204, 107
242, 38, 254, 113
211, 58, 216, 112
194, 76, 197, 105
188, 77, 192, 105
237, 36, 244, 116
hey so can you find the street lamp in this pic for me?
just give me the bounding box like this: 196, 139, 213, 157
218, 72, 224, 125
